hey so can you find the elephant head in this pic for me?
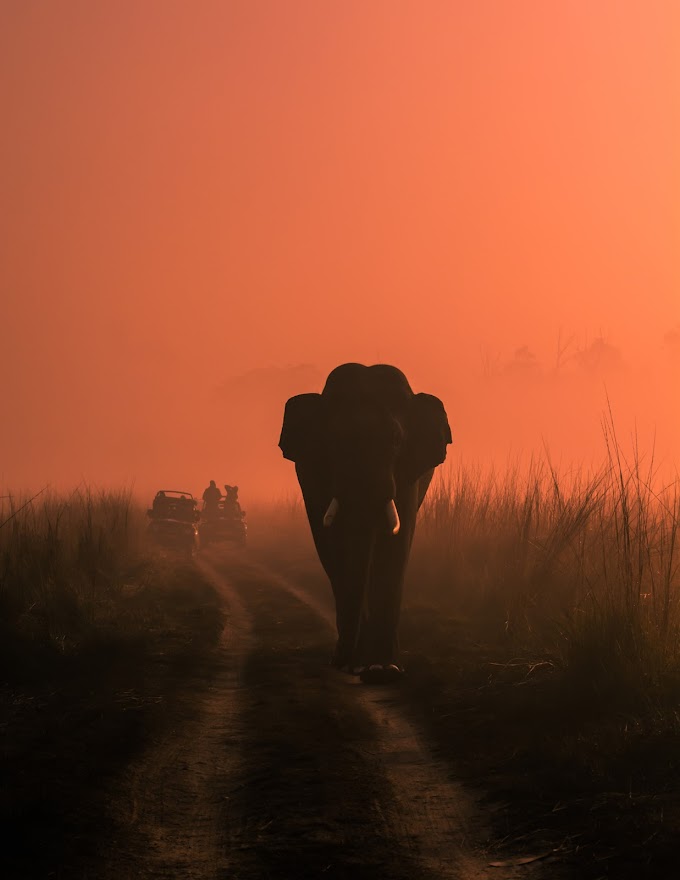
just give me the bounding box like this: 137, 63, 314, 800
279, 363, 452, 679
279, 363, 451, 531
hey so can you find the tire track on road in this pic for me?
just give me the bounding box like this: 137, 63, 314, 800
214, 548, 497, 880
98, 547, 534, 879
96, 557, 254, 880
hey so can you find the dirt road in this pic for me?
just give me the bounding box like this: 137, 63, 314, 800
61, 547, 552, 880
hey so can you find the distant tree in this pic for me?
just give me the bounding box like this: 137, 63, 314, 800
574, 336, 623, 375
480, 348, 502, 379
554, 328, 576, 375
503, 345, 541, 379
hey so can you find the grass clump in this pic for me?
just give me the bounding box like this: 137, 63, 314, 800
0, 486, 148, 663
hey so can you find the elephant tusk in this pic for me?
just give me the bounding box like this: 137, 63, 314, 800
386, 499, 400, 535
323, 497, 339, 527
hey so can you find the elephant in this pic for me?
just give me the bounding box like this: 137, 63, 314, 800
278, 362, 452, 683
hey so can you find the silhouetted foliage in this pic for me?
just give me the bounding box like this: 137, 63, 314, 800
574, 336, 623, 375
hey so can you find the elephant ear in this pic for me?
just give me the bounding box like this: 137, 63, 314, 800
401, 393, 452, 481
279, 393, 328, 464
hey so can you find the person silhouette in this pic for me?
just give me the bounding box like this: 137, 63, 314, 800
222, 485, 242, 518
202, 480, 221, 517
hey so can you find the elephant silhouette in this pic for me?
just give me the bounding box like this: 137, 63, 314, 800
279, 363, 451, 683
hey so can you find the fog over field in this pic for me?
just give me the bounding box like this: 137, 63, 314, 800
1, 2, 677, 498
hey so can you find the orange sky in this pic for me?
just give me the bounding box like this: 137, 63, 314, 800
1, 2, 678, 498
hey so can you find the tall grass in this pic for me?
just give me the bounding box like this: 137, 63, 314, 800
259, 434, 680, 699
0, 486, 146, 652
410, 431, 680, 703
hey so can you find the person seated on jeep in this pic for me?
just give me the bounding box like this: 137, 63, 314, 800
202, 480, 221, 518
222, 485, 243, 519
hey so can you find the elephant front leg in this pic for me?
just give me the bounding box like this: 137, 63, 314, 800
358, 479, 424, 672
330, 578, 365, 669
330, 527, 375, 670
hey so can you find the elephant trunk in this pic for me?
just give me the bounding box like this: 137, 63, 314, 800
323, 497, 400, 535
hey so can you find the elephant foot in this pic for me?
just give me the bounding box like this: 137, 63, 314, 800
329, 647, 363, 676
338, 663, 365, 676
359, 664, 404, 685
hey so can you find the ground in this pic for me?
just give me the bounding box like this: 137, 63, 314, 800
1, 544, 676, 879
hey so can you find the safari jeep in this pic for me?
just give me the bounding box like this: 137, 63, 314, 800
146, 490, 200, 557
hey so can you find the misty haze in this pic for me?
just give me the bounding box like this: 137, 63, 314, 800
1, 3, 678, 880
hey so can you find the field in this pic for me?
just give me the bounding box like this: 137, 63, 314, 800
2, 439, 679, 877
256, 432, 680, 875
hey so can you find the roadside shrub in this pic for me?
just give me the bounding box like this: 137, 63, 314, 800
0, 487, 147, 652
